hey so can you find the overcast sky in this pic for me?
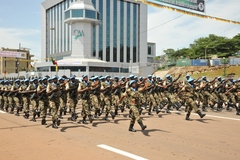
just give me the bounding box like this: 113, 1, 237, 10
0, 0, 239, 60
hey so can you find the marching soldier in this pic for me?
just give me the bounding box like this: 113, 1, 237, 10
101, 75, 115, 121
37, 77, 49, 125
66, 76, 79, 121
90, 76, 102, 118
46, 76, 61, 129
119, 80, 147, 132
11, 79, 21, 116
20, 79, 31, 119
77, 75, 93, 124
26, 78, 39, 122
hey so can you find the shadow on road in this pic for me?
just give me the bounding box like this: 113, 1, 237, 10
141, 129, 171, 137
0, 124, 40, 130
195, 118, 216, 124
60, 125, 91, 132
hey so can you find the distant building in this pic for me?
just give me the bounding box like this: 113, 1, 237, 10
0, 48, 34, 75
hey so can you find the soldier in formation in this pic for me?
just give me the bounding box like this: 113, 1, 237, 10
0, 74, 240, 131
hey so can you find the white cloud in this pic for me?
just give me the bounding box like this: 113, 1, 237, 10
0, 28, 41, 58
147, 0, 240, 55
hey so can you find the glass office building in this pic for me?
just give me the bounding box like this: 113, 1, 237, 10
41, 0, 148, 64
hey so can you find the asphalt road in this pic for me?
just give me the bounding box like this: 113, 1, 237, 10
0, 108, 240, 160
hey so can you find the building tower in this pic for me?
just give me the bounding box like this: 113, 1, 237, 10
64, 0, 100, 58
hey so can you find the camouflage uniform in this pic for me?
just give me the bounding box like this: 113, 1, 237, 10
123, 80, 147, 132
66, 77, 78, 121
101, 77, 115, 121
27, 80, 39, 122
180, 79, 206, 120
46, 77, 61, 128
20, 80, 30, 119
37, 78, 49, 125
90, 77, 101, 118
78, 76, 93, 124
11, 80, 21, 116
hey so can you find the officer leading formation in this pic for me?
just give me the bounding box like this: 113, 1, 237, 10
0, 74, 240, 132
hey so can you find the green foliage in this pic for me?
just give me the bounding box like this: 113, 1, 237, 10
163, 33, 240, 59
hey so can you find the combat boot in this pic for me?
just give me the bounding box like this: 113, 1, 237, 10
88, 115, 93, 123
202, 106, 207, 112
114, 109, 118, 116
9, 105, 14, 114
23, 112, 29, 119
110, 112, 115, 120
197, 110, 206, 118
52, 120, 58, 129
94, 111, 99, 118
15, 106, 20, 116
37, 110, 41, 118
155, 106, 161, 114
128, 124, 136, 132
148, 108, 152, 115
138, 120, 147, 131
185, 113, 192, 121
30, 112, 37, 122
63, 107, 67, 115
59, 110, 63, 119
56, 118, 61, 126
41, 117, 47, 125
120, 105, 124, 113
5, 105, 9, 112
139, 108, 143, 115
82, 117, 88, 124
104, 114, 110, 121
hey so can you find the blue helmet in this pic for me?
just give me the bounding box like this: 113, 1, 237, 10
166, 74, 171, 78
42, 77, 47, 81
121, 76, 125, 80
148, 75, 152, 78
114, 76, 119, 79
82, 75, 88, 79
238, 78, 240, 82
105, 75, 110, 78
186, 74, 190, 77
129, 80, 136, 86
15, 79, 20, 83
24, 79, 29, 82
52, 76, 58, 80
187, 78, 194, 83
202, 76, 206, 80
129, 74, 134, 78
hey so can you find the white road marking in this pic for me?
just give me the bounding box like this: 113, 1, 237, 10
171, 111, 240, 121
0, 110, 6, 114
97, 144, 148, 160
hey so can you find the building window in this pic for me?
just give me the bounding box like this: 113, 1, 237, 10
72, 9, 83, 18
85, 10, 96, 19
148, 46, 152, 55
65, 10, 70, 19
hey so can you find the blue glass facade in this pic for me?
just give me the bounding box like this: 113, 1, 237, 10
45, 0, 140, 63
72, 9, 83, 18
113, 0, 117, 62
127, 2, 130, 63
98, 0, 103, 60
106, 0, 110, 62
120, 1, 124, 63
92, 0, 96, 57
85, 10, 96, 19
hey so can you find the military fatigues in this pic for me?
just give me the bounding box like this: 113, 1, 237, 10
37, 82, 49, 125
124, 85, 147, 132
46, 81, 61, 128
78, 80, 93, 124
11, 82, 21, 116
101, 80, 115, 120
66, 80, 78, 121
27, 82, 39, 122
180, 81, 206, 120
91, 80, 101, 118
20, 82, 31, 119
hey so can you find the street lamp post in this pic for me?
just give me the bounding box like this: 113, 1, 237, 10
222, 57, 228, 77
17, 59, 20, 78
